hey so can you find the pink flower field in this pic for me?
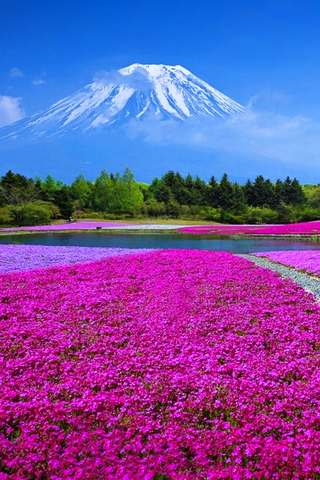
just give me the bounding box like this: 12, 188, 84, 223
248, 221, 320, 235
3, 220, 320, 236
178, 225, 266, 235
254, 250, 320, 277
0, 222, 130, 232
2, 249, 320, 478
178, 221, 320, 235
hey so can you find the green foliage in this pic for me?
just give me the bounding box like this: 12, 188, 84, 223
75, 211, 105, 219
52, 186, 73, 218
217, 173, 234, 210
71, 174, 93, 209
230, 183, 246, 214
8, 201, 59, 226
91, 169, 113, 211
276, 202, 298, 224
19, 201, 59, 226
0, 171, 40, 226
243, 206, 279, 225
0, 168, 313, 224
201, 207, 221, 222
0, 206, 13, 225
306, 186, 320, 208
121, 167, 144, 215
298, 207, 320, 222
138, 182, 153, 201
90, 167, 143, 216
40, 174, 64, 202
142, 198, 166, 217
166, 200, 181, 218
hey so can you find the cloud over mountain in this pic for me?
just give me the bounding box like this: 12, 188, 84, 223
0, 95, 25, 128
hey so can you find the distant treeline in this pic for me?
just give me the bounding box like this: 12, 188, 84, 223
1, 168, 320, 226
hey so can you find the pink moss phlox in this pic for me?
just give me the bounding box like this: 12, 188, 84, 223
1, 250, 320, 478
254, 250, 320, 276
0, 221, 130, 232
248, 220, 320, 235
178, 225, 265, 235
179, 221, 320, 235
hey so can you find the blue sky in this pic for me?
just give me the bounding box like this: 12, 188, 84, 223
1, 0, 320, 182
1, 0, 320, 116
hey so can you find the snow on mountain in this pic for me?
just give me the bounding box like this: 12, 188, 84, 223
0, 64, 243, 140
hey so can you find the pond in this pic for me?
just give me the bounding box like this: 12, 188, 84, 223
1, 232, 320, 253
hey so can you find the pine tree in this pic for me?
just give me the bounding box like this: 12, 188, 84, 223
288, 178, 305, 205
162, 171, 176, 190
184, 174, 195, 206
243, 179, 255, 206
263, 179, 275, 207
218, 173, 234, 210
231, 183, 247, 214
272, 179, 284, 209
282, 176, 292, 204
172, 172, 185, 203
192, 176, 207, 205
53, 186, 73, 218
208, 175, 220, 207
252, 175, 267, 207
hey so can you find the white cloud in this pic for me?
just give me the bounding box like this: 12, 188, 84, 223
0, 95, 25, 127
123, 105, 320, 168
94, 68, 152, 90
32, 79, 47, 85
9, 67, 24, 78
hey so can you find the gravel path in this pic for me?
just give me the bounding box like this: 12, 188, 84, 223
239, 254, 320, 299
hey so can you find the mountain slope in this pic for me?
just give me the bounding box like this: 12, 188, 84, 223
0, 64, 243, 140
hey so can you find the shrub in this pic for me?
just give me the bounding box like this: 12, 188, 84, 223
0, 206, 13, 226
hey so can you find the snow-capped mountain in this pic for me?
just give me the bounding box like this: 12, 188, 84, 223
0, 64, 243, 140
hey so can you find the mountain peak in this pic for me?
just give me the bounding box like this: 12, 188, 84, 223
119, 63, 191, 76
0, 63, 244, 140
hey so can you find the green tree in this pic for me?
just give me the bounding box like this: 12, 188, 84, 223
154, 184, 173, 204
0, 172, 40, 227
18, 201, 60, 226
53, 186, 74, 218
0, 206, 13, 225
192, 176, 208, 205
121, 167, 144, 215
282, 176, 292, 204
231, 183, 247, 214
91, 169, 113, 211
138, 182, 153, 202
252, 175, 269, 207
208, 175, 219, 207
41, 174, 63, 202
288, 178, 305, 205
218, 173, 234, 210
276, 201, 298, 223
306, 186, 320, 208
271, 179, 284, 209
142, 198, 166, 217
243, 179, 255, 206
166, 200, 181, 218
71, 173, 92, 209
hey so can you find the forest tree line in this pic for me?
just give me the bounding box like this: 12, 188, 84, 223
1, 168, 320, 226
